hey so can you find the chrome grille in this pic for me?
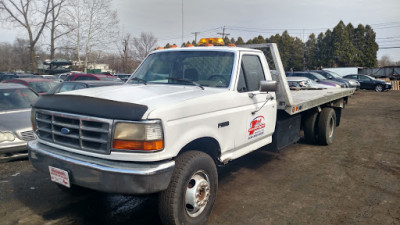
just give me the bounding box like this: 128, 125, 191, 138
20, 130, 35, 141
35, 109, 112, 154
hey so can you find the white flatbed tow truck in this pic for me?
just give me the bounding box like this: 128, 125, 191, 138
28, 39, 354, 225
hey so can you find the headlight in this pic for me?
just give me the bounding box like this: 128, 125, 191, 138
112, 121, 164, 151
0, 131, 16, 142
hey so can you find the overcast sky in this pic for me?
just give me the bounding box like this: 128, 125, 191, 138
1, 0, 399, 61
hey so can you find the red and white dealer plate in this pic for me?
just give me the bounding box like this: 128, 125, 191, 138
49, 166, 70, 188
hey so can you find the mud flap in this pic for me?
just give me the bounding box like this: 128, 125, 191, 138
266, 113, 301, 152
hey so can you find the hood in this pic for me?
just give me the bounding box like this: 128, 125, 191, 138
0, 109, 32, 132
61, 84, 224, 111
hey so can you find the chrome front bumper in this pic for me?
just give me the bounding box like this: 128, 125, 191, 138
28, 140, 175, 194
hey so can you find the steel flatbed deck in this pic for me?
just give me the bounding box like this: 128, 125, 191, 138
279, 88, 355, 115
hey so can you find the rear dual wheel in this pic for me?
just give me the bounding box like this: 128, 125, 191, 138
303, 108, 336, 145
317, 108, 336, 145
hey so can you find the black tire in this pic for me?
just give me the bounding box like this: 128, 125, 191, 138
158, 151, 218, 225
375, 84, 383, 92
303, 110, 319, 144
317, 108, 336, 145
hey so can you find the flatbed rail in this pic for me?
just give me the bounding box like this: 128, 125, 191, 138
281, 88, 355, 115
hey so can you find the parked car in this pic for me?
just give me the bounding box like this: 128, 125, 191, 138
312, 70, 358, 88
343, 74, 392, 92
286, 71, 344, 88
0, 83, 38, 162
39, 75, 63, 83
287, 76, 334, 89
47, 80, 124, 94
0, 73, 18, 82
64, 73, 122, 82
115, 74, 131, 82
2, 78, 58, 95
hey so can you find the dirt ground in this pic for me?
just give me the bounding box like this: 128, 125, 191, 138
0, 90, 399, 225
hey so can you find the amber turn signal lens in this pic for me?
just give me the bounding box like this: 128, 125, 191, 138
112, 140, 164, 151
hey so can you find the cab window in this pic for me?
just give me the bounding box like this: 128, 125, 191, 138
237, 55, 265, 92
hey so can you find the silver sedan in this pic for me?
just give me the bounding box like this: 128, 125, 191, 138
0, 83, 38, 162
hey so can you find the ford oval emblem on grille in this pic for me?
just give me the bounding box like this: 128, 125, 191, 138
61, 128, 71, 134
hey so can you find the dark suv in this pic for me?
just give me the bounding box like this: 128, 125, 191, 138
343, 74, 392, 92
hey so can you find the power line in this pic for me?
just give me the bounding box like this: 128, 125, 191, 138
379, 46, 400, 49
217, 26, 230, 38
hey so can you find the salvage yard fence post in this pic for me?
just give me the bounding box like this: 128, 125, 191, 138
391, 81, 400, 91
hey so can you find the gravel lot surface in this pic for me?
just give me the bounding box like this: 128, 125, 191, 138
0, 90, 399, 225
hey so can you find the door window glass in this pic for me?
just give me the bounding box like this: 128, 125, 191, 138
237, 55, 265, 92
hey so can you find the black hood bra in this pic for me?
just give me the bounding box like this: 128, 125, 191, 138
34, 94, 148, 121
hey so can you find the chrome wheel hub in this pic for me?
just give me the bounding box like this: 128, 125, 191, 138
185, 171, 210, 217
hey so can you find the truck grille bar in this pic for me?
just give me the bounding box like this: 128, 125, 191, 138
34, 109, 112, 154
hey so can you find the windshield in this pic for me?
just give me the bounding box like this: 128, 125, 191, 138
0, 88, 38, 111
128, 51, 235, 88
325, 70, 341, 78
309, 72, 327, 81
30, 81, 58, 93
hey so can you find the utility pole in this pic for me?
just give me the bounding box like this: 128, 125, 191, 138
192, 32, 200, 43
181, 0, 184, 44
217, 26, 230, 39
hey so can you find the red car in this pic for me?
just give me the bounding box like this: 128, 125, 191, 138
64, 73, 122, 82
2, 78, 58, 95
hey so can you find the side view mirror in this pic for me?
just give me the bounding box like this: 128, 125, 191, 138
259, 80, 278, 92
328, 75, 333, 79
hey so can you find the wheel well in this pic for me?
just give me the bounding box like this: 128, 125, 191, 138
179, 137, 221, 165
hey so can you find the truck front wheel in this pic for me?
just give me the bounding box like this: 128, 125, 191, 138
317, 108, 336, 145
158, 151, 218, 225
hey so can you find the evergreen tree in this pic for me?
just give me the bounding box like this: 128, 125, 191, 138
230, 37, 236, 44
235, 37, 245, 45
289, 37, 304, 71
278, 31, 292, 70
353, 24, 366, 66
331, 21, 357, 66
363, 25, 379, 67
223, 36, 230, 45
305, 33, 318, 69
315, 32, 325, 68
252, 35, 265, 44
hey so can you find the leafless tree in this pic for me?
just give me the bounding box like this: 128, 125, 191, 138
0, 39, 31, 72
378, 55, 395, 67
132, 32, 157, 62
47, 0, 71, 60
65, 0, 119, 72
118, 33, 137, 73
0, 0, 52, 73
0, 42, 14, 72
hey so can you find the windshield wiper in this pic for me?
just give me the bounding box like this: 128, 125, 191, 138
167, 77, 204, 90
130, 77, 147, 85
